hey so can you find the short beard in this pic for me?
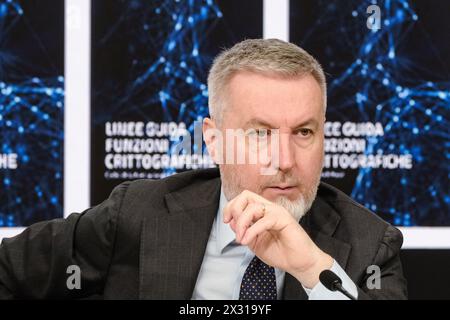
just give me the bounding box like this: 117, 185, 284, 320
220, 166, 321, 222
274, 193, 311, 222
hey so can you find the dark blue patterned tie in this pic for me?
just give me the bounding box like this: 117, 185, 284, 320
239, 256, 277, 300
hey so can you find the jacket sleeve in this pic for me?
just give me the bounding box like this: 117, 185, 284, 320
0, 182, 130, 299
356, 225, 408, 300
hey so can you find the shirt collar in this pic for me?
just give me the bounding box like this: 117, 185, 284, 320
215, 187, 236, 253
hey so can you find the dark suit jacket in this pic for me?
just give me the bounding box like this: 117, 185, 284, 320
0, 168, 407, 299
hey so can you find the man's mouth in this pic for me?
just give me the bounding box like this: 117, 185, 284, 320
266, 185, 298, 192
268, 184, 297, 189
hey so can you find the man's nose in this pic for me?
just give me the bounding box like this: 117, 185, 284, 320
276, 133, 295, 172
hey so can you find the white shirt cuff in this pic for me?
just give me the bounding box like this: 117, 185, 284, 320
302, 260, 358, 300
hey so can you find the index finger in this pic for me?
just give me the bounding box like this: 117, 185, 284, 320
223, 190, 268, 223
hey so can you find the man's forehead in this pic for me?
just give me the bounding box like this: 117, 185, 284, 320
221, 72, 325, 126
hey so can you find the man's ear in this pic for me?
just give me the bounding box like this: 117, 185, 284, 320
203, 117, 222, 164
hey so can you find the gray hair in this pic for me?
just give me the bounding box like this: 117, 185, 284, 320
207, 38, 327, 124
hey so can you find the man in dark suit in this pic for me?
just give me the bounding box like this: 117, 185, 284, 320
0, 39, 407, 299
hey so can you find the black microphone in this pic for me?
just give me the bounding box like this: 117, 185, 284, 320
319, 270, 357, 300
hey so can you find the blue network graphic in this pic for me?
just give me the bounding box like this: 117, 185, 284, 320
94, 0, 448, 225
295, 0, 449, 226
92, 0, 262, 204
0, 1, 64, 226
94, 0, 225, 176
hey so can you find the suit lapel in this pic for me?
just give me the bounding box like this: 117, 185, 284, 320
139, 175, 221, 299
282, 194, 352, 300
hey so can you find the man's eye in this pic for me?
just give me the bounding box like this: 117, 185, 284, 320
256, 129, 270, 137
297, 128, 313, 137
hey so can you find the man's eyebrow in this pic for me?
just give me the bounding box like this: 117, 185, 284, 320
293, 118, 319, 129
243, 118, 274, 128
243, 117, 319, 129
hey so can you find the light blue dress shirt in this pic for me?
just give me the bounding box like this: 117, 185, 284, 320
191, 188, 358, 300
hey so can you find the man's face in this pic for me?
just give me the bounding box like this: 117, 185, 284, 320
204, 71, 325, 219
